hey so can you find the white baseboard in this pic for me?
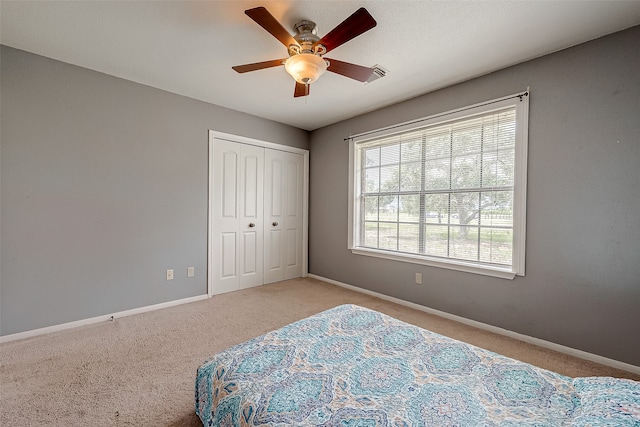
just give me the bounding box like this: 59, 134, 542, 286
309, 274, 640, 375
0, 294, 209, 344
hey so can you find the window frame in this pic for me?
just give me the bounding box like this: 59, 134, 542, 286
348, 92, 529, 279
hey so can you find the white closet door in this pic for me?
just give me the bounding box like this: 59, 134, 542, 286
264, 149, 304, 284
212, 139, 264, 294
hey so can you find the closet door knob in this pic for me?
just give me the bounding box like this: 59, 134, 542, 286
272, 222, 278, 227
248, 223, 255, 228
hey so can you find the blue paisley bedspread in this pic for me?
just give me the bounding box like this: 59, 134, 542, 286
195, 304, 640, 426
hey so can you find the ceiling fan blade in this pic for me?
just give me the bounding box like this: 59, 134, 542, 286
232, 59, 287, 73
294, 82, 310, 97
314, 8, 376, 54
245, 7, 299, 49
326, 58, 374, 82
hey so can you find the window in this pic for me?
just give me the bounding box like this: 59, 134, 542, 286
348, 93, 529, 279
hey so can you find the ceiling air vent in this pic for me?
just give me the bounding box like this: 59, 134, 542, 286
365, 65, 388, 84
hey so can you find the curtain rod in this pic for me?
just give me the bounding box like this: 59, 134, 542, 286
344, 89, 529, 142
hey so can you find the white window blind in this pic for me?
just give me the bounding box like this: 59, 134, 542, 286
348, 93, 529, 278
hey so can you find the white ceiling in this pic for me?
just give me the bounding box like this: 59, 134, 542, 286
2, 1, 639, 131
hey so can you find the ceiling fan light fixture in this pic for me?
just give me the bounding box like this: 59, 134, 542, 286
284, 53, 328, 84
233, 7, 377, 97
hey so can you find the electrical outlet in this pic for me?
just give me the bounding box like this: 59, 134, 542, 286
415, 273, 423, 284
166, 269, 174, 281
187, 266, 195, 278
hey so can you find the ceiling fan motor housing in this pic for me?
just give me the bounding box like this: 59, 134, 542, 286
290, 20, 326, 56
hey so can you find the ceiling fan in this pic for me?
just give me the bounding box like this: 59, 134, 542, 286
232, 6, 377, 97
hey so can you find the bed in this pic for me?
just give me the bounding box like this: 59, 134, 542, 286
195, 304, 640, 426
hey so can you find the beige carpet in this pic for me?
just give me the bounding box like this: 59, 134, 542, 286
1, 277, 638, 426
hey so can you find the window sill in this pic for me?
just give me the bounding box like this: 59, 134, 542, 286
350, 247, 517, 280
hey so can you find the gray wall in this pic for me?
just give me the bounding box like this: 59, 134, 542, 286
0, 46, 308, 336
309, 26, 640, 366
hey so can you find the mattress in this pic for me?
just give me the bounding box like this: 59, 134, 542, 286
195, 304, 639, 426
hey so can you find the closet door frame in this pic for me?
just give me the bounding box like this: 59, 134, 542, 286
207, 130, 309, 297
